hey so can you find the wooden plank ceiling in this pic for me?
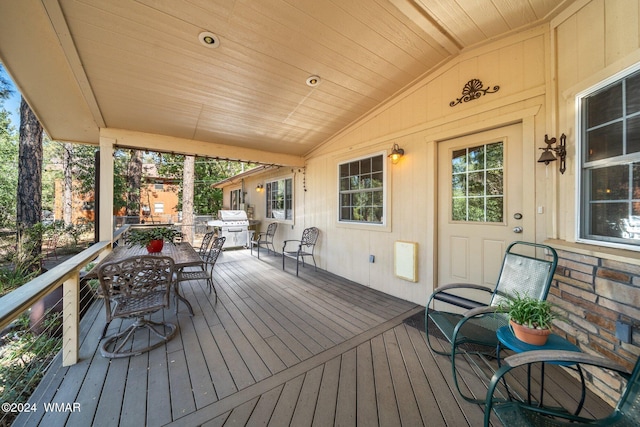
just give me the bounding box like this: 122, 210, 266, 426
0, 0, 574, 161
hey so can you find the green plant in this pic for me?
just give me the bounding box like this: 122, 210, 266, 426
499, 293, 555, 330
126, 227, 177, 247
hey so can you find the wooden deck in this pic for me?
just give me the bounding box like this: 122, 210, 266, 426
16, 249, 613, 426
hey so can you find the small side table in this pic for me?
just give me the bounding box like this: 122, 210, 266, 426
496, 326, 586, 414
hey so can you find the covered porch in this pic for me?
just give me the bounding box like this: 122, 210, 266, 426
15, 250, 612, 426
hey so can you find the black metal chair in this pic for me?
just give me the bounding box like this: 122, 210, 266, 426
176, 236, 225, 310
484, 350, 636, 426
425, 241, 558, 403
198, 230, 216, 258
251, 222, 278, 258
98, 255, 177, 358
282, 227, 320, 276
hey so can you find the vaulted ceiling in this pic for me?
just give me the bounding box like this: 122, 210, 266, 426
0, 0, 574, 162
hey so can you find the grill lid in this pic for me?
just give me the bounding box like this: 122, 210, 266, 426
218, 210, 248, 221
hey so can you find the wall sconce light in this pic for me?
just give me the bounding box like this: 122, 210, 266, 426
256, 184, 263, 192
538, 134, 566, 174
388, 143, 405, 164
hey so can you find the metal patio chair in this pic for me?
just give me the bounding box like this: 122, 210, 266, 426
251, 222, 278, 258
282, 227, 320, 276
198, 230, 216, 258
425, 241, 558, 403
484, 350, 636, 426
98, 255, 177, 358
176, 236, 225, 308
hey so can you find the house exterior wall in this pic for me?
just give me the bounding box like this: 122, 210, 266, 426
296, 24, 551, 304
219, 0, 640, 404
546, 0, 640, 403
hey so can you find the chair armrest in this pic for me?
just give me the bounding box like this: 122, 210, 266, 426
282, 239, 302, 251
502, 350, 630, 372
433, 282, 494, 294
427, 282, 493, 310
463, 305, 499, 318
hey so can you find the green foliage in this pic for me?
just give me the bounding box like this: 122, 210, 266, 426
0, 312, 62, 426
156, 154, 251, 215
0, 109, 18, 226
126, 227, 177, 247
499, 292, 555, 329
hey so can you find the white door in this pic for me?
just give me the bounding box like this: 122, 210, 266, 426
437, 123, 534, 289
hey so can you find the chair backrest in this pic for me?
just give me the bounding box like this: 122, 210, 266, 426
266, 222, 278, 238
98, 256, 175, 319
301, 227, 320, 247
203, 236, 225, 267
199, 231, 216, 256
489, 241, 558, 307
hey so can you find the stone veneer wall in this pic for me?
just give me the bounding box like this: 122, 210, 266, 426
549, 247, 640, 407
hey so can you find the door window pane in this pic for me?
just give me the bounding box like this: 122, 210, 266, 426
451, 142, 504, 223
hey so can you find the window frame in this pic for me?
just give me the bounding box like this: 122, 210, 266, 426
265, 175, 294, 224
337, 151, 388, 228
576, 62, 640, 251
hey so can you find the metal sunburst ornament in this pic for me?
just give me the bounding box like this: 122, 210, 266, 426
449, 79, 500, 107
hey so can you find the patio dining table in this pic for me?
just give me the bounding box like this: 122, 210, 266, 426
86, 241, 203, 315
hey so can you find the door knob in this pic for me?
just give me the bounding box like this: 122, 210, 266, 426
513, 226, 523, 233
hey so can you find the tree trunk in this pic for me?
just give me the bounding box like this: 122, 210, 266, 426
16, 97, 43, 266
182, 155, 195, 244
63, 142, 73, 225
126, 150, 142, 223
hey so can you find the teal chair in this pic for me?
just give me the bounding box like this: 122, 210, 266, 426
484, 350, 637, 426
425, 241, 558, 403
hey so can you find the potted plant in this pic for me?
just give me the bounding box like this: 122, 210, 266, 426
126, 227, 177, 253
500, 293, 556, 346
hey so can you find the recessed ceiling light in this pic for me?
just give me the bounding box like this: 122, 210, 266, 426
306, 75, 321, 87
198, 31, 220, 48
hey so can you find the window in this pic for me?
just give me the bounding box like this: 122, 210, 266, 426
154, 202, 164, 214
451, 142, 504, 222
266, 177, 293, 221
230, 189, 243, 210
338, 153, 385, 224
154, 183, 164, 191
579, 66, 640, 248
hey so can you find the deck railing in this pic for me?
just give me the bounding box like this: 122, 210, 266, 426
0, 226, 129, 366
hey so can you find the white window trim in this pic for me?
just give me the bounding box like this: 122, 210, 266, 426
336, 150, 389, 230
575, 61, 640, 252
265, 175, 294, 225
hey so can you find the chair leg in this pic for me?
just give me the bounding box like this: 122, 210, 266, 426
207, 276, 218, 302
174, 282, 195, 316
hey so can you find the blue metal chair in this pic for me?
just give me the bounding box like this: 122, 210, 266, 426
484, 350, 636, 426
425, 241, 558, 403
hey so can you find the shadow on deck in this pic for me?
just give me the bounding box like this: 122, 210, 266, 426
16, 249, 613, 426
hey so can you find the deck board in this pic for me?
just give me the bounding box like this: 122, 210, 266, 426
15, 249, 616, 426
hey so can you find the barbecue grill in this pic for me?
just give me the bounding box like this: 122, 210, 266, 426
207, 210, 249, 249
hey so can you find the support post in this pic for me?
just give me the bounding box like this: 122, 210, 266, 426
62, 271, 79, 366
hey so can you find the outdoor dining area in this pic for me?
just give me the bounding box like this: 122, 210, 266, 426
7, 230, 630, 426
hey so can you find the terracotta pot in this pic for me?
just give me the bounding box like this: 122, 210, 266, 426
510, 319, 551, 346
146, 239, 164, 253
